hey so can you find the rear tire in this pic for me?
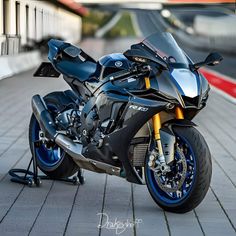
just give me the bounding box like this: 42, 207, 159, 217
145, 126, 212, 213
29, 92, 79, 179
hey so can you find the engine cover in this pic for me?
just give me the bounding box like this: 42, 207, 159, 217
56, 109, 74, 130
79, 109, 99, 145
84, 109, 98, 132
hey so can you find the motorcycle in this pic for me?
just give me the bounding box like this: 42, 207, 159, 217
30, 32, 222, 213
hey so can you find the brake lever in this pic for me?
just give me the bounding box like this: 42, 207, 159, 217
109, 64, 151, 82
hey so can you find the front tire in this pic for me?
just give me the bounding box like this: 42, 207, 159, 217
145, 126, 212, 213
29, 92, 79, 179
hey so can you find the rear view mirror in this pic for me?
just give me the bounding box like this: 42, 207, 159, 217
193, 52, 223, 70
204, 52, 223, 66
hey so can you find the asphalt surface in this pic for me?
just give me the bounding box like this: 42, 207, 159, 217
0, 38, 236, 236
167, 6, 232, 25
135, 10, 236, 79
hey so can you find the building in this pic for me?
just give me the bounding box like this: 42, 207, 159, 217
0, 0, 84, 55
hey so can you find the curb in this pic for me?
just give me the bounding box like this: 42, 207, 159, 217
0, 50, 41, 81
200, 68, 236, 104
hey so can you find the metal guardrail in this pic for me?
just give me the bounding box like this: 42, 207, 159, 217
0, 35, 21, 56
192, 15, 236, 54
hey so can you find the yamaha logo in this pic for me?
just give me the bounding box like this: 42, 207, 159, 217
115, 61, 123, 67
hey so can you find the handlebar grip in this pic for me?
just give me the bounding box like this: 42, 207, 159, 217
109, 70, 133, 81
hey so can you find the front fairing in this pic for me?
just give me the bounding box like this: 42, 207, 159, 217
135, 32, 210, 108
148, 67, 209, 108
148, 70, 183, 105
171, 68, 200, 98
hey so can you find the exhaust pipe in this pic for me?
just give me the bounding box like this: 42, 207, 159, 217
31, 95, 121, 176
55, 134, 86, 161
31, 95, 85, 160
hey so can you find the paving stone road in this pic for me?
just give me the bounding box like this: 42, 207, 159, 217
0, 39, 235, 236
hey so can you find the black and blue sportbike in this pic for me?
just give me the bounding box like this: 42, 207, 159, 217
30, 32, 222, 213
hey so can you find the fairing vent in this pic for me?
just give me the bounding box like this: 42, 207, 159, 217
182, 95, 199, 108
132, 143, 149, 167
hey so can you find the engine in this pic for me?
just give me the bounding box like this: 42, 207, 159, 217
55, 104, 101, 145
55, 108, 82, 138
53, 98, 151, 176
80, 108, 100, 145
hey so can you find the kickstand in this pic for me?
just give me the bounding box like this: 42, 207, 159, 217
8, 141, 85, 187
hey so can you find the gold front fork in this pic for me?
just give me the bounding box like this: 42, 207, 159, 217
152, 113, 164, 158
145, 77, 185, 166
175, 107, 184, 119
145, 77, 165, 163
145, 77, 162, 141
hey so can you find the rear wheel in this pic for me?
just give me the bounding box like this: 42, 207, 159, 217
29, 92, 79, 179
145, 126, 212, 213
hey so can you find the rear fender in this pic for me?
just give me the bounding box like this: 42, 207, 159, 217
33, 62, 60, 78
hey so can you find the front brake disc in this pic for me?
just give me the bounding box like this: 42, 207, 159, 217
154, 147, 187, 193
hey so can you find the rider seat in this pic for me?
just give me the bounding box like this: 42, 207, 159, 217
48, 39, 98, 82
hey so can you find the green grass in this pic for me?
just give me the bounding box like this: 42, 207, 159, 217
105, 12, 136, 38
82, 10, 136, 38
82, 10, 113, 37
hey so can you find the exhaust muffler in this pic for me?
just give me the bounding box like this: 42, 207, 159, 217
31, 95, 85, 161
31, 95, 57, 140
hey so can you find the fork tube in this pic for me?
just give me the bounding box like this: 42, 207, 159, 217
175, 107, 184, 119
152, 114, 161, 140
152, 114, 164, 157
145, 77, 164, 158
144, 77, 150, 89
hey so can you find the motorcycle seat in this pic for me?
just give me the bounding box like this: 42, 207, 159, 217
55, 59, 97, 82
48, 39, 98, 82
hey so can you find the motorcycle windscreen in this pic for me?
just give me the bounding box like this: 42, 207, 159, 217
142, 32, 189, 67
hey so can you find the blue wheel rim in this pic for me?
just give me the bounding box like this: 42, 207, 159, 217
146, 134, 196, 204
31, 105, 64, 167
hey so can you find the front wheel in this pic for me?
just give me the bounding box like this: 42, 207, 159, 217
145, 126, 212, 213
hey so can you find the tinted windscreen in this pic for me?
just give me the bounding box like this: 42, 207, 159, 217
142, 32, 189, 66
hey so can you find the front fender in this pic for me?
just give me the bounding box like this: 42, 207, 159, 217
160, 119, 196, 164
163, 119, 197, 128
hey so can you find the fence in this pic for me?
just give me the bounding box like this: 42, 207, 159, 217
0, 35, 21, 56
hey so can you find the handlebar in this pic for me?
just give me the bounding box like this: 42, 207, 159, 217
109, 64, 151, 82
